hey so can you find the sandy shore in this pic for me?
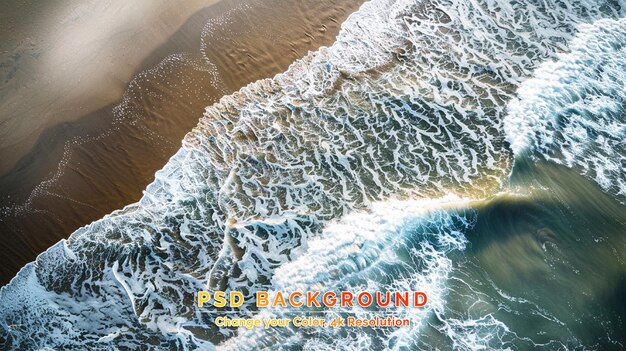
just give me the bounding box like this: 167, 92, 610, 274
0, 0, 224, 175
0, 0, 364, 285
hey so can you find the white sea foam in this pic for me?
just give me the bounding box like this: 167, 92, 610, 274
504, 17, 626, 201
218, 196, 476, 350
1, 0, 624, 349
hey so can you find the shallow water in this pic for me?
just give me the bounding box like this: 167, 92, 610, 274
462, 161, 626, 350
0, 0, 625, 350
218, 161, 625, 350
0, 0, 364, 285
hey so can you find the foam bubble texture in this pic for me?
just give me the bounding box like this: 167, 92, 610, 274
219, 197, 477, 350
1, 0, 624, 349
504, 17, 626, 202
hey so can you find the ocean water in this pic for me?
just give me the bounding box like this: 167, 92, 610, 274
1, 0, 625, 350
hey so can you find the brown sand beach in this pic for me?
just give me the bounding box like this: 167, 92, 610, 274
0, 0, 365, 286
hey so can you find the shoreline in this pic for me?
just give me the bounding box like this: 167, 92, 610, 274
0, 0, 365, 286
0, 0, 225, 175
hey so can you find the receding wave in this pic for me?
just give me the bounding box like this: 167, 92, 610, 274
1, 0, 625, 349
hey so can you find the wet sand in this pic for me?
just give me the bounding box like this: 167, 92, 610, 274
0, 0, 223, 175
0, 0, 365, 285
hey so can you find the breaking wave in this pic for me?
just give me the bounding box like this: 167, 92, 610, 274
219, 196, 475, 350
1, 0, 625, 350
504, 17, 626, 202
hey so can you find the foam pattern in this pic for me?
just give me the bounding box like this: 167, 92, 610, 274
219, 197, 477, 350
1, 0, 624, 349
505, 17, 626, 202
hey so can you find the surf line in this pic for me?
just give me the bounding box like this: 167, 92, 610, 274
197, 290, 428, 308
